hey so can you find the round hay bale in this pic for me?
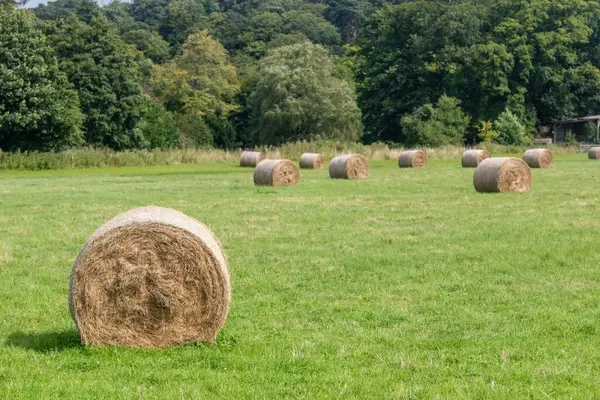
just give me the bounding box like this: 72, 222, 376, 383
240, 151, 265, 167
254, 159, 300, 186
473, 157, 532, 193
69, 206, 230, 348
329, 154, 369, 180
399, 150, 427, 168
589, 147, 600, 159
523, 148, 553, 168
462, 149, 490, 168
299, 153, 324, 169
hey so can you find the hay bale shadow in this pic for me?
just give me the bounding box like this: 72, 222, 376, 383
6, 330, 81, 353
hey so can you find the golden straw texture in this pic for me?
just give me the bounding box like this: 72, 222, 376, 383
254, 159, 300, 186
69, 206, 230, 348
473, 157, 532, 193
399, 150, 427, 168
240, 151, 265, 167
462, 149, 490, 168
329, 154, 369, 179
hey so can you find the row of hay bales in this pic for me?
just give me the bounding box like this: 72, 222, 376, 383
240, 151, 370, 186
240, 148, 557, 193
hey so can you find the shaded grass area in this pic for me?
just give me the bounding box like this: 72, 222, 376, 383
1, 154, 599, 398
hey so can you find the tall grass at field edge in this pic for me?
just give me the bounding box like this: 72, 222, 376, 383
0, 142, 579, 171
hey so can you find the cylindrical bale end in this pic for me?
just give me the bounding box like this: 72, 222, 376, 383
69, 206, 231, 348
589, 147, 600, 160
523, 148, 553, 168
254, 159, 300, 186
240, 151, 266, 167
473, 157, 532, 193
399, 150, 427, 168
462, 149, 490, 168
329, 154, 369, 180
299, 153, 324, 169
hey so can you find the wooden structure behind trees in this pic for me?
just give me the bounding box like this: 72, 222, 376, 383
553, 115, 600, 143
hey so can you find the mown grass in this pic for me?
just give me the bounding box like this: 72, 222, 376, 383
1, 154, 599, 398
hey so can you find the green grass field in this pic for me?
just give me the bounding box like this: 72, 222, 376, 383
1, 155, 600, 398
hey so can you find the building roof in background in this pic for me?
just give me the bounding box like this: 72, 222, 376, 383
554, 115, 600, 124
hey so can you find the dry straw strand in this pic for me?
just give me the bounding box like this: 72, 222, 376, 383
462, 149, 490, 168
399, 150, 427, 168
254, 159, 300, 186
473, 157, 532, 193
589, 147, 600, 159
69, 206, 231, 348
299, 153, 324, 169
523, 149, 553, 168
329, 154, 369, 179
240, 151, 265, 167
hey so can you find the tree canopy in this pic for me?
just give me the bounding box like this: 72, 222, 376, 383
0, 0, 598, 151
0, 7, 83, 151
249, 42, 362, 145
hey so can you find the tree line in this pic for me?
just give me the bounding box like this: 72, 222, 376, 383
1, 0, 599, 151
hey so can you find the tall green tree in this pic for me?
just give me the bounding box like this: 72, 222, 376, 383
34, 0, 100, 22
151, 30, 240, 118
357, 0, 600, 144
44, 15, 146, 149
151, 30, 240, 146
249, 42, 362, 145
324, 0, 366, 42
0, 7, 83, 151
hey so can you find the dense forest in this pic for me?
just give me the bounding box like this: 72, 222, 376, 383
1, 0, 600, 151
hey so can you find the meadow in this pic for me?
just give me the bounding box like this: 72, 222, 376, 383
1, 154, 600, 398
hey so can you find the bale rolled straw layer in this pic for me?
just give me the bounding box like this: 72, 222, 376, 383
69, 206, 231, 348
329, 154, 369, 180
299, 153, 324, 169
589, 147, 600, 159
240, 151, 265, 167
523, 148, 553, 168
473, 157, 532, 193
462, 149, 490, 168
254, 159, 300, 186
399, 150, 427, 168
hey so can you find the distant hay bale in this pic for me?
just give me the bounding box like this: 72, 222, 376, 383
462, 149, 490, 168
399, 150, 427, 168
329, 154, 369, 180
473, 157, 532, 193
254, 159, 300, 186
299, 153, 324, 169
240, 151, 265, 167
523, 148, 553, 168
589, 147, 600, 159
69, 206, 231, 348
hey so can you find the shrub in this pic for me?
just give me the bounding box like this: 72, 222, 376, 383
494, 109, 531, 145
401, 95, 470, 147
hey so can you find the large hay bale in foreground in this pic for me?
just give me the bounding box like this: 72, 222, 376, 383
589, 147, 600, 159
399, 150, 427, 168
240, 151, 265, 167
473, 157, 532, 193
523, 148, 553, 168
329, 154, 369, 180
462, 149, 490, 168
299, 153, 324, 169
69, 206, 231, 348
254, 159, 300, 186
